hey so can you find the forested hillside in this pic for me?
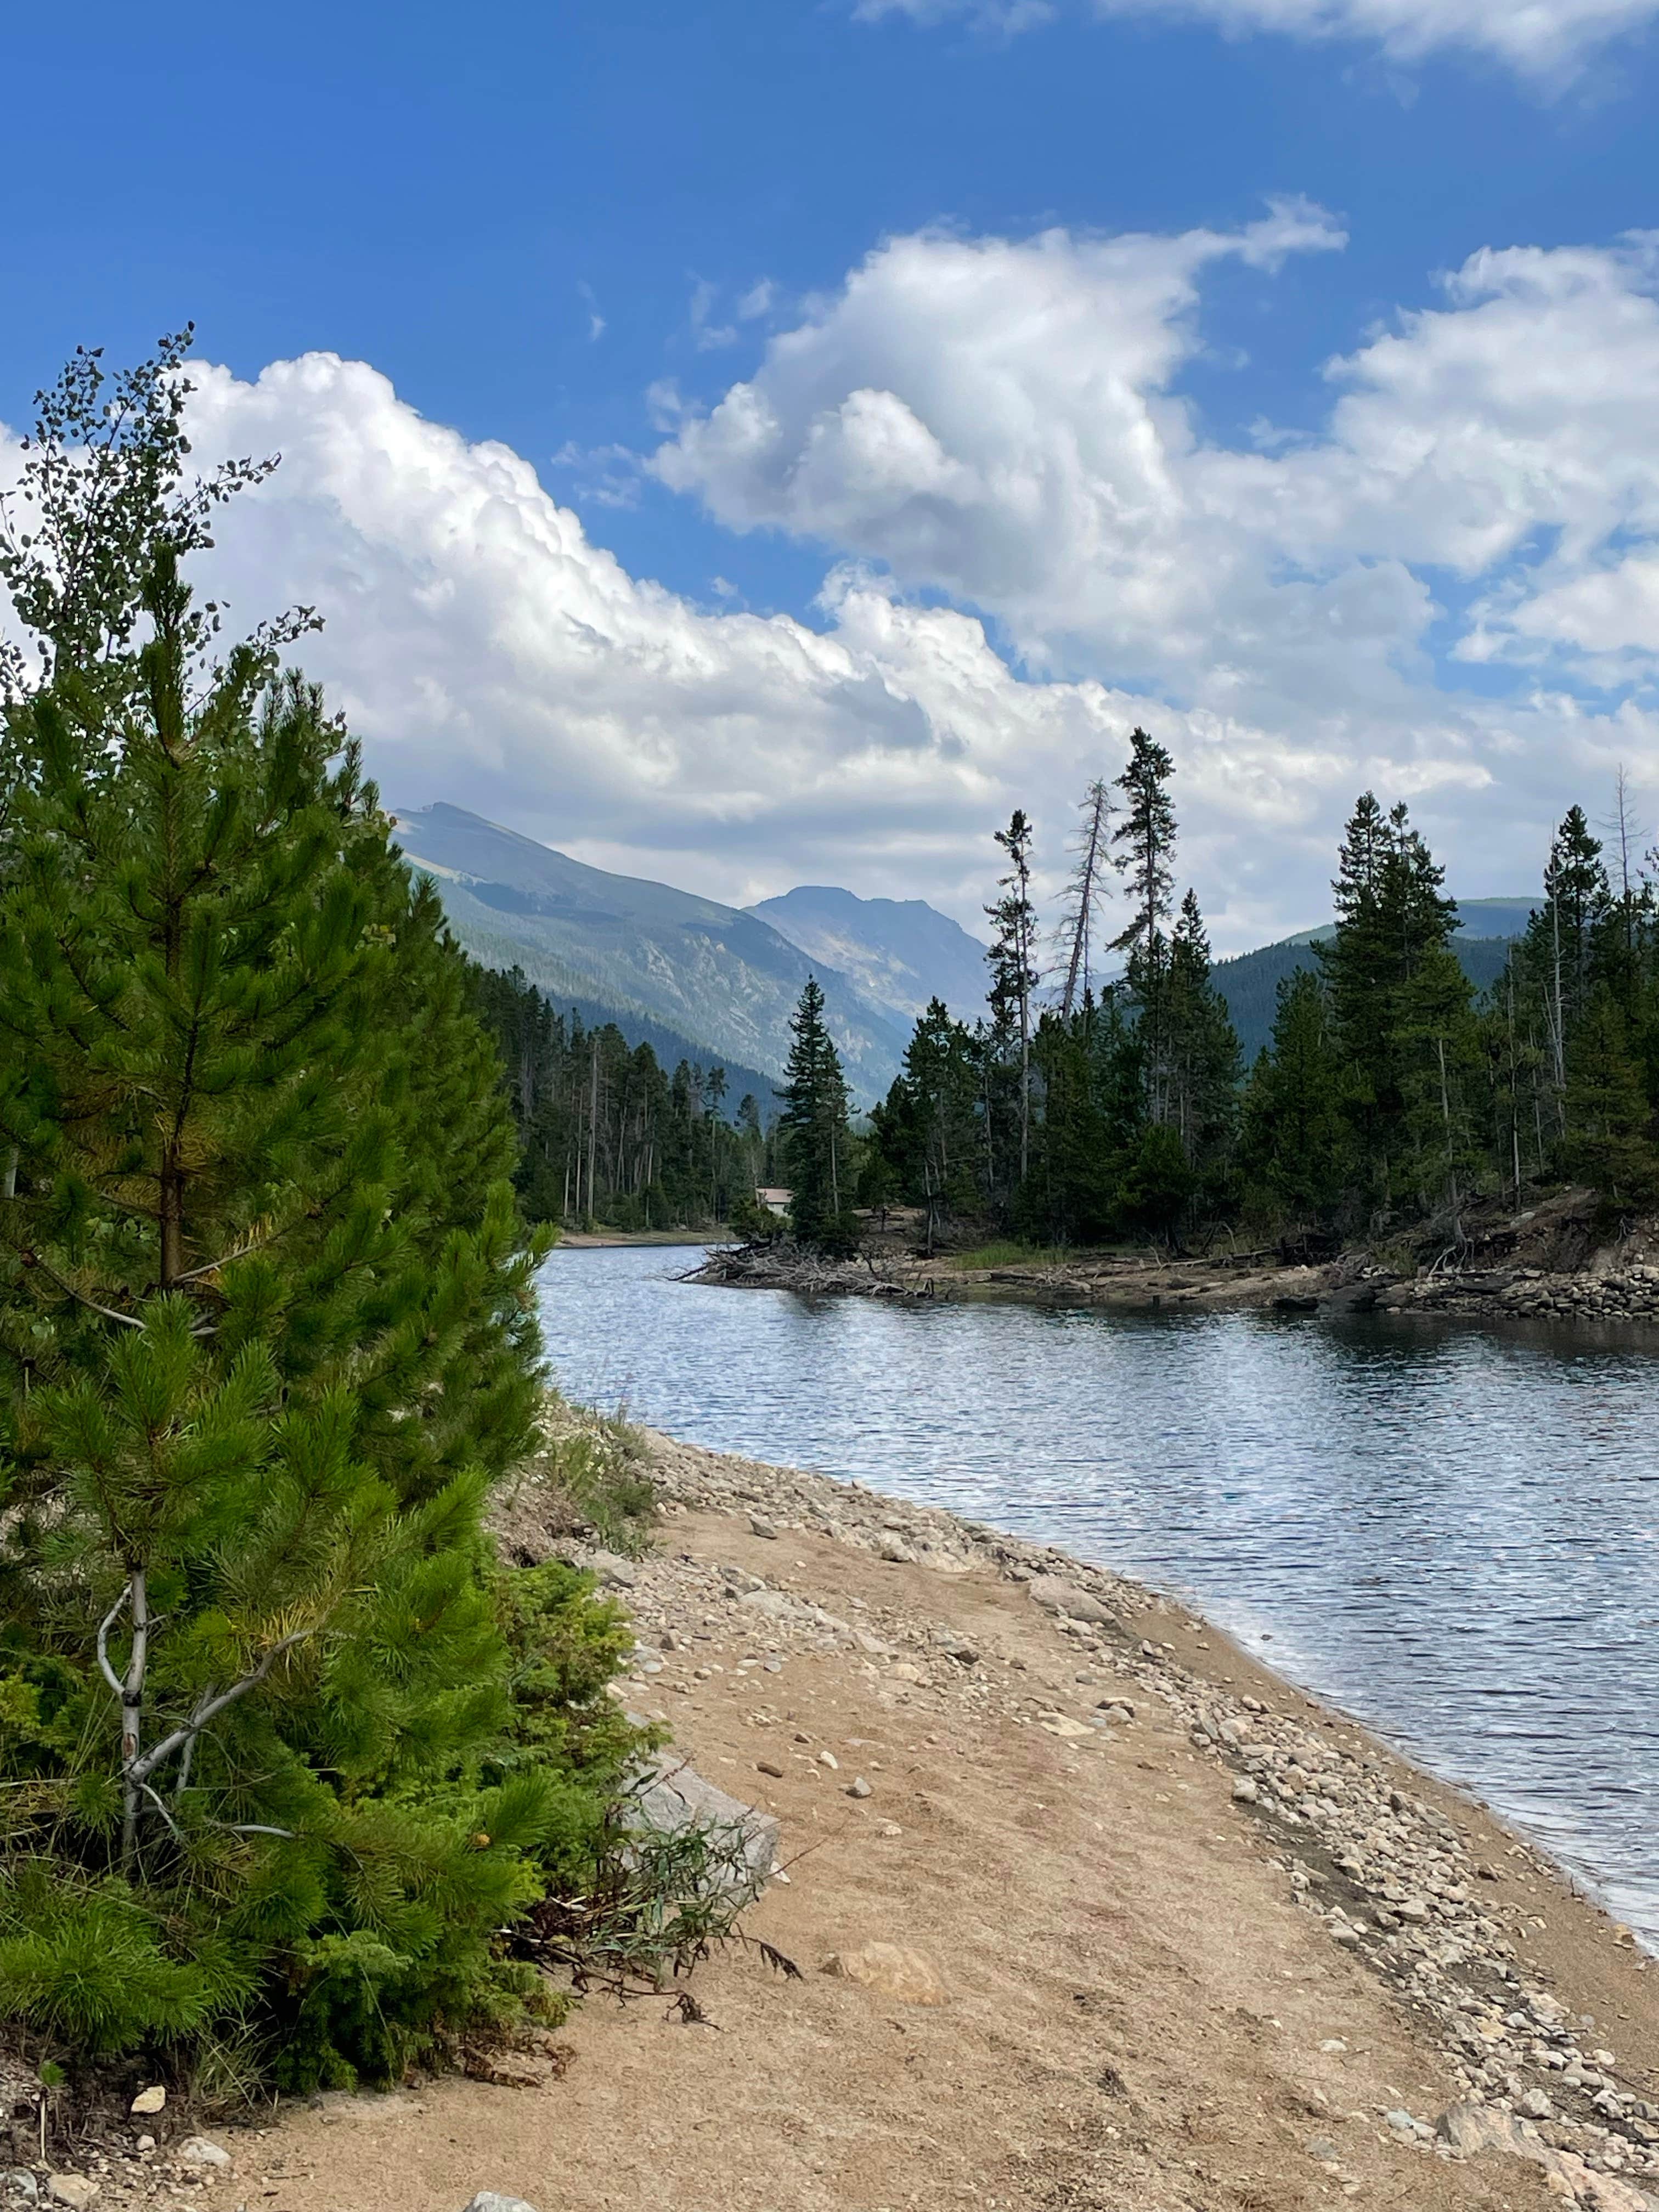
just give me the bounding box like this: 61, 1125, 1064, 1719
861, 735, 1659, 1255
467, 964, 768, 1229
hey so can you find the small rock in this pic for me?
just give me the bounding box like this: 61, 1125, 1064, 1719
876, 1536, 917, 1564
462, 2197, 541, 2212
46, 2181, 98, 2210
585, 1549, 637, 1589
1232, 1777, 1259, 1803
5, 2177, 39, 2207
817, 1750, 839, 1770
1518, 2086, 1553, 2120
847, 1776, 873, 1798
756, 1759, 785, 1779
129, 2085, 166, 2117
1039, 1712, 1096, 1740
134, 2137, 155, 2154
1305, 2135, 1341, 2163
748, 1514, 778, 1540
876, 1820, 904, 1838
1384, 2108, 1415, 2135
179, 2138, 232, 2171
821, 1942, 947, 2005
1434, 2100, 1533, 2157
1027, 1576, 1118, 1628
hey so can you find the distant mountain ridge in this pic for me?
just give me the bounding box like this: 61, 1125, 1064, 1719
747, 884, 989, 1022
392, 802, 1541, 1099
389, 804, 913, 1102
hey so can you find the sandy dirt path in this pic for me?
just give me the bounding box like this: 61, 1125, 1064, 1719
148, 1432, 1659, 2212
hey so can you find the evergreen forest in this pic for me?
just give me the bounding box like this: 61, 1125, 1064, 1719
865, 739, 1659, 1255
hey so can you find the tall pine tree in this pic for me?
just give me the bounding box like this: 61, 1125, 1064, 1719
778, 977, 856, 1256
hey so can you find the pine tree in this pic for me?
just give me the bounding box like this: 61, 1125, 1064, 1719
870, 998, 980, 1252
1563, 986, 1659, 1204
778, 978, 855, 1256
1165, 889, 1241, 1209
1239, 971, 1350, 1228
1317, 794, 1470, 1217
1109, 730, 1177, 1121
985, 810, 1038, 1188
0, 340, 634, 2085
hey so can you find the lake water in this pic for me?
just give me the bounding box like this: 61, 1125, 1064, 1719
538, 1245, 1659, 1945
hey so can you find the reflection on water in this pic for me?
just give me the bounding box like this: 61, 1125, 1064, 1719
538, 1246, 1659, 1942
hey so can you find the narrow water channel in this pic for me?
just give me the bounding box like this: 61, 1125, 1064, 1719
537, 1245, 1659, 1944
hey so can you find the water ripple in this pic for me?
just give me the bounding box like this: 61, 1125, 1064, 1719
538, 1247, 1659, 1942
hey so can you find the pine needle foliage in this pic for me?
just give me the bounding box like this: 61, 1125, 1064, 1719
0, 338, 643, 2091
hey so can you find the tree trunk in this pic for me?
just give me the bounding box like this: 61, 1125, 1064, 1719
120, 1567, 150, 1869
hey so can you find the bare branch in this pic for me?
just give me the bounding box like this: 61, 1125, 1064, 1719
129, 1630, 312, 1787
95, 1587, 130, 1700
20, 1249, 144, 1329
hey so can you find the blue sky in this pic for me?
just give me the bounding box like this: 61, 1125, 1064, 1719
5, 0, 1659, 943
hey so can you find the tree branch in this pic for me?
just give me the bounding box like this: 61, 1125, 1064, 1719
128, 1630, 312, 1788
95, 1587, 130, 1699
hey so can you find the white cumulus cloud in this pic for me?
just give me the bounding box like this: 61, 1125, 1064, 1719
9, 211, 1659, 951
856, 0, 1659, 74
651, 215, 1659, 932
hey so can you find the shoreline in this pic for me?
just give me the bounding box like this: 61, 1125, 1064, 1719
44, 1426, 1659, 2212
689, 1238, 1659, 1331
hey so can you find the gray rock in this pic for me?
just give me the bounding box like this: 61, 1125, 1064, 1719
44, 2182, 97, 2211
1305, 2135, 1341, 2163
586, 1550, 638, 1589
1232, 1776, 1259, 1803
1026, 1575, 1118, 1628
1384, 2108, 1415, 2134
178, 2137, 232, 2170
738, 1587, 803, 1623
747, 1514, 778, 1540
4, 2176, 38, 2206
629, 1754, 780, 1903
847, 1776, 873, 1799
462, 2197, 540, 2212
1434, 2100, 1533, 2157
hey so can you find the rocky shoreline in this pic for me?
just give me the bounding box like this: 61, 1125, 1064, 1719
624, 1429, 1659, 2208
691, 1224, 1659, 1333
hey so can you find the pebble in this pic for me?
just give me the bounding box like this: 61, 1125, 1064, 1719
847, 1776, 873, 1798
178, 2139, 231, 2171
757, 1759, 785, 1779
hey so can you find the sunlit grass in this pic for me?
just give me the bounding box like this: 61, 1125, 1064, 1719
949, 1239, 1082, 1271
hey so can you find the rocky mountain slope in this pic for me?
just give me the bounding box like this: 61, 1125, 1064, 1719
747, 884, 989, 1023
388, 805, 911, 1102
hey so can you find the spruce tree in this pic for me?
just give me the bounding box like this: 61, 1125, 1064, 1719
1165, 889, 1241, 1209
985, 810, 1038, 1188
1239, 971, 1351, 1229
778, 978, 855, 1256
1109, 730, 1177, 1121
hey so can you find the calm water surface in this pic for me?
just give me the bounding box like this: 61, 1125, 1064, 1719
538, 1246, 1659, 1944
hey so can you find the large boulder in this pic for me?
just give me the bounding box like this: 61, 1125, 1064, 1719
629, 1755, 780, 1903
